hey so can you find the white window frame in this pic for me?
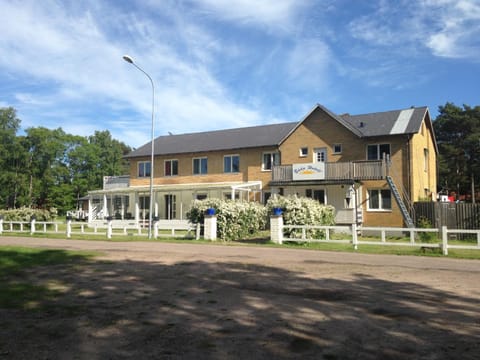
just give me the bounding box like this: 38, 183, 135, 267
313, 147, 327, 163
262, 152, 280, 171
164, 159, 178, 177
224, 154, 240, 173
366, 143, 390, 160
193, 157, 208, 175
333, 144, 342, 154
137, 161, 151, 178
299, 147, 308, 157
367, 189, 392, 211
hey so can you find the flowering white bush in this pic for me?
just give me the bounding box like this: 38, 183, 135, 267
0, 207, 56, 221
186, 199, 267, 241
266, 195, 335, 239
187, 196, 335, 241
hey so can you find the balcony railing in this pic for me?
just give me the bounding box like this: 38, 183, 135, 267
272, 160, 387, 183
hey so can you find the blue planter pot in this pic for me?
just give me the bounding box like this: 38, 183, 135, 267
205, 208, 216, 216
272, 207, 283, 216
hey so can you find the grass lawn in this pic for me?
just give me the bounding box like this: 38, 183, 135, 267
0, 247, 98, 309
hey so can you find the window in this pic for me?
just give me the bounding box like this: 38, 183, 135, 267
424, 148, 429, 172
164, 159, 178, 176
299, 147, 308, 157
306, 189, 325, 204
314, 148, 327, 163
165, 194, 176, 219
138, 161, 151, 178
193, 157, 208, 175
333, 144, 342, 154
262, 152, 280, 170
368, 189, 392, 210
224, 155, 240, 173
195, 194, 207, 200
367, 144, 390, 160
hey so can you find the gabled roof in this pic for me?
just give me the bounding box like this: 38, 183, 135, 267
124, 122, 298, 158
278, 104, 363, 145
125, 104, 435, 158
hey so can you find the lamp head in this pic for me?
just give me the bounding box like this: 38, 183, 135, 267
122, 55, 134, 64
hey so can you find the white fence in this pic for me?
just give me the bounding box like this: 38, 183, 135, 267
276, 222, 480, 255
2, 217, 480, 256
0, 218, 201, 240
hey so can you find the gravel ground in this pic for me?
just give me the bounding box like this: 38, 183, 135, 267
0, 236, 479, 359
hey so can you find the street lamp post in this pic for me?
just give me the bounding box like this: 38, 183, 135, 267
123, 55, 155, 239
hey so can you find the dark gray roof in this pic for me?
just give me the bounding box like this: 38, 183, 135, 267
125, 122, 298, 158
340, 106, 428, 137
125, 104, 431, 159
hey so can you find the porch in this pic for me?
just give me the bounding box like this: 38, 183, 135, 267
86, 180, 263, 224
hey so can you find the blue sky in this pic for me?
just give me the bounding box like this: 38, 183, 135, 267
1, 0, 479, 148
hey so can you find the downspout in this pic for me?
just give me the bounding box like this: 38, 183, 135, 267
407, 135, 412, 203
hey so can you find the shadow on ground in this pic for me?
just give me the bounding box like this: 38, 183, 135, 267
0, 251, 479, 359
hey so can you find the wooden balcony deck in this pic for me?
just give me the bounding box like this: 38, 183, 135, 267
272, 160, 387, 183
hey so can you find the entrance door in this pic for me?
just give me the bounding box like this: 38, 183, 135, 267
165, 194, 176, 219
314, 147, 327, 163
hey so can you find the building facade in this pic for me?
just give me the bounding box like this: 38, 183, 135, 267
87, 104, 437, 227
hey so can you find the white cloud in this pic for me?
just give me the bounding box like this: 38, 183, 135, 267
286, 39, 332, 88
190, 0, 310, 31
347, 0, 480, 60
424, 0, 480, 58
0, 0, 275, 147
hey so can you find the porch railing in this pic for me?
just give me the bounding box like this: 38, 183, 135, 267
272, 159, 387, 182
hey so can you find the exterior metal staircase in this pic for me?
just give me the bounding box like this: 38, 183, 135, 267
386, 176, 415, 228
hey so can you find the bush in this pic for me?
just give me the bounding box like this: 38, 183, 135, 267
266, 195, 335, 239
417, 216, 437, 242
186, 199, 267, 241
0, 207, 57, 222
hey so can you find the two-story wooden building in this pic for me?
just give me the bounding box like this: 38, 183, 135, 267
87, 104, 437, 227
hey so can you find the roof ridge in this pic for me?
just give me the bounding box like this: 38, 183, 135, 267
342, 106, 428, 118
158, 120, 298, 138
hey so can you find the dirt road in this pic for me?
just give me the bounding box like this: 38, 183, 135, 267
1, 236, 479, 359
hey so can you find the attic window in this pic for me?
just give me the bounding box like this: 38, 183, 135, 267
299, 147, 308, 157
333, 144, 342, 154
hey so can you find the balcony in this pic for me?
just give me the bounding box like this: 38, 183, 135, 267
271, 160, 387, 183
103, 175, 130, 190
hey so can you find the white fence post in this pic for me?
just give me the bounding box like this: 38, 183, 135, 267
66, 217, 72, 238
270, 214, 283, 244
196, 223, 201, 240
107, 217, 113, 239
441, 226, 448, 255
30, 216, 36, 235
0, 216, 3, 235
153, 217, 159, 239
352, 223, 358, 250
204, 214, 217, 241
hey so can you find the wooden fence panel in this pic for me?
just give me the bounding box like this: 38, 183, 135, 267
414, 202, 480, 239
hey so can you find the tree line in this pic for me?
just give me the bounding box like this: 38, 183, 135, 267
434, 103, 480, 201
1, 102, 479, 214
0, 107, 131, 214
